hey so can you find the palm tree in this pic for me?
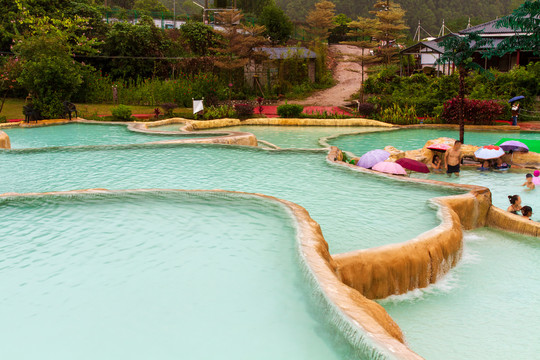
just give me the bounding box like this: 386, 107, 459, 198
436, 31, 492, 143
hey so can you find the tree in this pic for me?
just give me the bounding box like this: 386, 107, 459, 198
492, 0, 540, 57
181, 21, 219, 56
328, 13, 351, 43
306, 0, 336, 42
10, 0, 100, 118
101, 20, 171, 79
212, 10, 266, 92
343, 16, 380, 102
133, 0, 168, 13
436, 32, 492, 143
238, 0, 274, 15
259, 3, 293, 45
370, 0, 408, 66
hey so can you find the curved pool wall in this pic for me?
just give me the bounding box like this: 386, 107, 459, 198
0, 188, 416, 360
0, 130, 10, 149
1, 120, 539, 359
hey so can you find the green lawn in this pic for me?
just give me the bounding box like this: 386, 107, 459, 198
0, 98, 192, 120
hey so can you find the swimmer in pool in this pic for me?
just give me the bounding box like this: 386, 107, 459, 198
507, 195, 522, 215
522, 173, 535, 190
521, 206, 533, 220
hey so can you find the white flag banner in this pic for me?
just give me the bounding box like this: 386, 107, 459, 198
193, 99, 204, 114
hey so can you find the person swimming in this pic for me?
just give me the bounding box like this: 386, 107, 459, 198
507, 195, 522, 214
521, 205, 533, 220
522, 173, 535, 190
432, 154, 442, 172
479, 160, 491, 171
495, 157, 509, 170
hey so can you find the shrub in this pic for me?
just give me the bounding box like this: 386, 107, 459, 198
380, 104, 418, 125
111, 105, 133, 121
442, 97, 504, 125
0, 115, 6, 123
357, 103, 376, 117
160, 103, 177, 117
234, 103, 254, 119
277, 104, 303, 118
202, 105, 236, 120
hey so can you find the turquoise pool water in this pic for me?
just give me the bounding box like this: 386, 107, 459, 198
329, 128, 540, 156
0, 145, 456, 254
2, 124, 539, 359
2, 123, 207, 149
412, 169, 540, 220
221, 126, 388, 148
147, 123, 185, 131
0, 192, 357, 360
379, 228, 540, 360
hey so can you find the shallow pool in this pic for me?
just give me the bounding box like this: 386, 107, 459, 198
0, 144, 456, 254
412, 169, 540, 220
379, 228, 540, 360
2, 124, 539, 359
0, 192, 358, 360
329, 128, 540, 156
2, 123, 207, 149
222, 126, 388, 148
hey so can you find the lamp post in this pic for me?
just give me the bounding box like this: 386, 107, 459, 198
173, 0, 176, 29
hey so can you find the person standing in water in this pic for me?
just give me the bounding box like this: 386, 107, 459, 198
445, 140, 462, 177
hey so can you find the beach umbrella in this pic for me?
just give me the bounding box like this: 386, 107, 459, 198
427, 143, 451, 152
372, 161, 408, 175
396, 158, 430, 173
474, 145, 505, 160
357, 149, 390, 169
508, 95, 525, 103
499, 140, 529, 152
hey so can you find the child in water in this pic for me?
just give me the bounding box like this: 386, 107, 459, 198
431, 154, 442, 172
479, 160, 491, 171
521, 206, 533, 220
522, 173, 535, 190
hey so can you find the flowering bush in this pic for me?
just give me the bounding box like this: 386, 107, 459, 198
442, 97, 504, 125
233, 103, 254, 119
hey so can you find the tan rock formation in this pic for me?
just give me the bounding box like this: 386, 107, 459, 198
0, 131, 10, 149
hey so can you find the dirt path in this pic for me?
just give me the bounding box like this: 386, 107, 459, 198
290, 44, 366, 107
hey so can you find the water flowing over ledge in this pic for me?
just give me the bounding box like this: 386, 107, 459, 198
2, 121, 538, 359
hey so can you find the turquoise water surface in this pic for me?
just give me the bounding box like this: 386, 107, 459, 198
329, 128, 540, 156
412, 169, 540, 220
0, 192, 358, 360
221, 126, 388, 148
379, 228, 540, 360
0, 144, 455, 254
2, 124, 539, 359
2, 123, 207, 149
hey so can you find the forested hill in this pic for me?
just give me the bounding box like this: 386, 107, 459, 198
276, 0, 519, 36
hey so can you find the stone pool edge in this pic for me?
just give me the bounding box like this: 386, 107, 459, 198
0, 188, 422, 360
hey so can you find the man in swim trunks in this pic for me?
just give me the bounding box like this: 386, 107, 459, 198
445, 140, 462, 177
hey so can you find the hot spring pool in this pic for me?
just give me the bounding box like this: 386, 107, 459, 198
412, 169, 540, 220
0, 191, 358, 360
0, 144, 456, 254
219, 125, 389, 148
1, 124, 539, 359
379, 228, 539, 360
329, 128, 540, 156
2, 123, 209, 149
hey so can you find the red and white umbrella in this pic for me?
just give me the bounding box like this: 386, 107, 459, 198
474, 145, 505, 160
